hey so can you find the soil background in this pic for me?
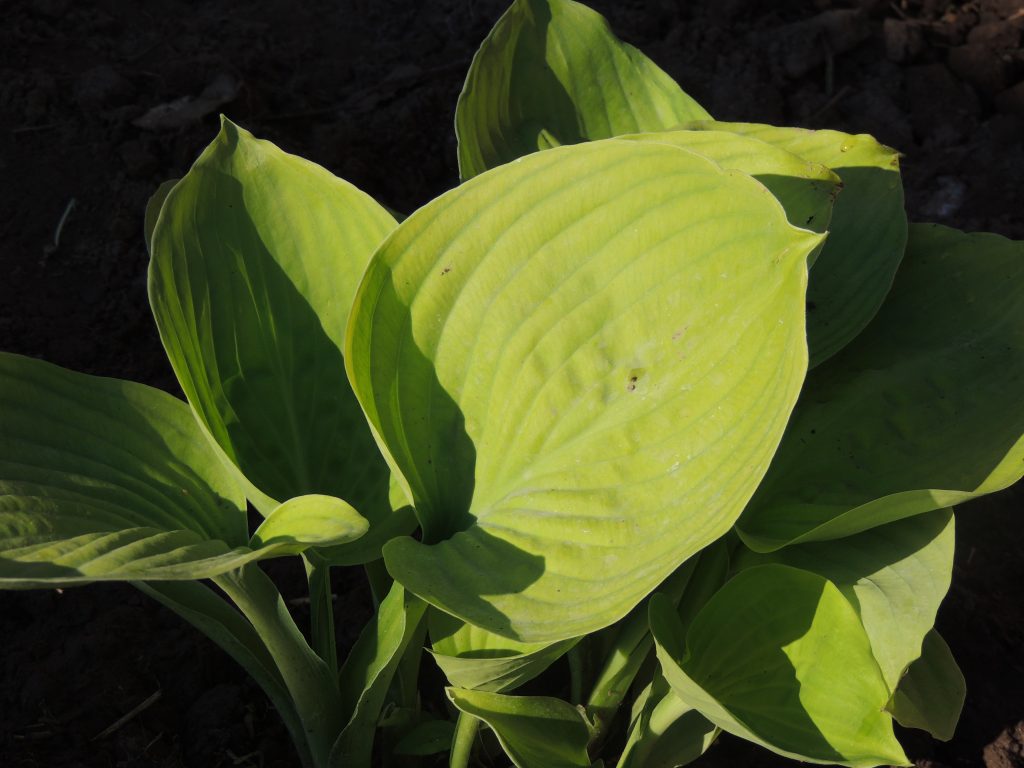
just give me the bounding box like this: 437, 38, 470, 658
1, 0, 1023, 766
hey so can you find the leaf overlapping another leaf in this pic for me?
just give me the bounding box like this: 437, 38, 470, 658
735, 508, 955, 691
347, 138, 821, 643
447, 688, 594, 768
651, 565, 910, 767
686, 121, 908, 367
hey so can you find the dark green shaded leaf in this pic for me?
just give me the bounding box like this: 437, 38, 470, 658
888, 629, 964, 741
740, 224, 1024, 551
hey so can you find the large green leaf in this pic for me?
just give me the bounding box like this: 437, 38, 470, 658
0, 352, 272, 585
740, 224, 1024, 551
456, 0, 710, 180
617, 130, 840, 246
887, 629, 964, 741
447, 688, 593, 768
148, 117, 398, 562
347, 139, 820, 642
651, 565, 908, 767
688, 121, 907, 366
430, 608, 578, 692
735, 509, 955, 690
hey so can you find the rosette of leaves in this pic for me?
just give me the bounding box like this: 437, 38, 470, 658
1, 1, 1020, 768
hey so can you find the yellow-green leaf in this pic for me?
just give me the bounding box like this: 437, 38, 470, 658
347, 139, 820, 642
651, 566, 909, 767
149, 118, 401, 564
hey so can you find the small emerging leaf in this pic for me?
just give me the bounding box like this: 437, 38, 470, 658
250, 494, 369, 556
456, 0, 710, 179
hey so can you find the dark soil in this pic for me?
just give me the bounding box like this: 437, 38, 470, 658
2, 0, 1023, 766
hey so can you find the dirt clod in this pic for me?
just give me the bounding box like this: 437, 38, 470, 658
984, 722, 1024, 768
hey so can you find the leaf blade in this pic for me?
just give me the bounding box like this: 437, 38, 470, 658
148, 117, 398, 563
887, 629, 965, 741
740, 224, 1024, 551
456, 0, 710, 179
651, 566, 909, 767
688, 121, 907, 365
0, 352, 257, 585
250, 494, 369, 556
735, 508, 955, 690
447, 688, 592, 768
349, 139, 819, 642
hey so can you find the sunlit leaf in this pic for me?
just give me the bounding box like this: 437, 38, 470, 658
651, 565, 909, 767
735, 509, 955, 689
348, 139, 820, 642
149, 117, 399, 563
250, 494, 368, 556
617, 129, 839, 251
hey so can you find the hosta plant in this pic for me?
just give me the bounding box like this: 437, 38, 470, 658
3, 0, 1022, 766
